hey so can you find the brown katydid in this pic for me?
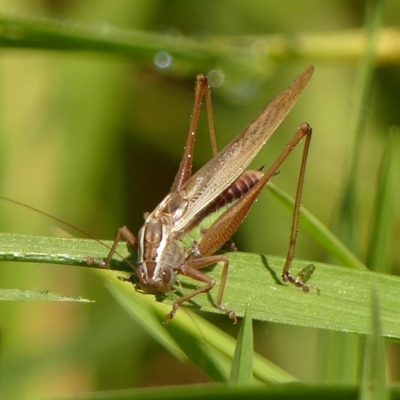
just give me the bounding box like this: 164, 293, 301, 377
90, 66, 315, 323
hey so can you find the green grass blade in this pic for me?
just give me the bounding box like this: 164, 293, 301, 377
179, 251, 400, 337
0, 14, 259, 77
104, 274, 188, 364
3, 233, 400, 338
316, 0, 386, 387
367, 129, 400, 272
318, 330, 361, 384
105, 271, 295, 384
359, 288, 389, 400
336, 0, 384, 250
267, 183, 367, 270
229, 302, 253, 385
52, 383, 400, 400
0, 232, 131, 271
0, 288, 92, 302
1, 14, 399, 68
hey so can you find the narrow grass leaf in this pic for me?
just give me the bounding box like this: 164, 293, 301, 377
0, 232, 131, 271
229, 302, 253, 385
0, 288, 92, 302
0, 14, 258, 77
105, 271, 295, 384
318, 330, 361, 384
336, 0, 384, 249
103, 273, 187, 363
367, 129, 400, 272
53, 382, 400, 400
3, 233, 400, 338
359, 287, 389, 400
267, 183, 367, 270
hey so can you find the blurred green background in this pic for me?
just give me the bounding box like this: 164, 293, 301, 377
0, 0, 400, 398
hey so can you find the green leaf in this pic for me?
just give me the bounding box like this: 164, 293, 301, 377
1, 14, 399, 71
104, 271, 294, 385
2, 232, 400, 338
0, 14, 262, 78
0, 232, 131, 271
267, 183, 367, 271
0, 288, 92, 302
359, 288, 389, 400
165, 252, 400, 338
229, 302, 253, 385
367, 129, 400, 272
51, 382, 400, 400
336, 0, 384, 249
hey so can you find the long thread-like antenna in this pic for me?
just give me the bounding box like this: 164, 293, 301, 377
0, 195, 129, 265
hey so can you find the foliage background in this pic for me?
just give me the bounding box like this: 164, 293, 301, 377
0, 0, 399, 398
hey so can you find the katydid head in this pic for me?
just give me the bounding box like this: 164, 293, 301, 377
134, 219, 185, 294
134, 262, 176, 294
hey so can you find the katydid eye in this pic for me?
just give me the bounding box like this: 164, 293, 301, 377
135, 268, 146, 285
160, 267, 172, 284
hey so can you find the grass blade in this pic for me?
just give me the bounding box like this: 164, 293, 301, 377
229, 302, 253, 385
336, 0, 385, 250
359, 288, 389, 400
2, 233, 400, 337
0, 288, 92, 302
105, 271, 295, 384
367, 129, 400, 272
53, 382, 400, 400
267, 183, 367, 270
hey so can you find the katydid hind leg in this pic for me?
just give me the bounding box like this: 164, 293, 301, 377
197, 123, 312, 259
171, 75, 219, 192
280, 125, 318, 292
